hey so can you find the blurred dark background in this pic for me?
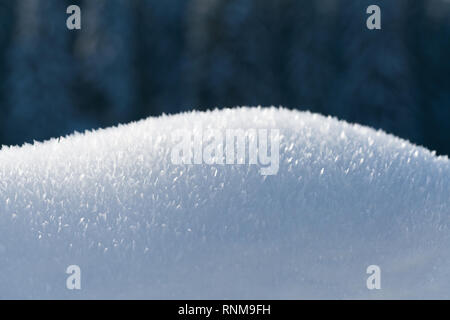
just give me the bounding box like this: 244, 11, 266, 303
0, 0, 449, 155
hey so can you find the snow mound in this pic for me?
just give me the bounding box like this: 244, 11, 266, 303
0, 107, 449, 299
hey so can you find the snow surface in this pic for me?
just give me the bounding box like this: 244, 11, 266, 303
0, 107, 449, 299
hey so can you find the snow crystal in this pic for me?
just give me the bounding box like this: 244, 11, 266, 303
0, 107, 448, 299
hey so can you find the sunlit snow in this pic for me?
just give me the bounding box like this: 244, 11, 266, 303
0, 107, 448, 299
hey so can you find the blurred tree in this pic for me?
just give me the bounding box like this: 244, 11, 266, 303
6, 0, 78, 145
133, 0, 189, 116
330, 0, 422, 144
286, 0, 341, 115
73, 0, 137, 128
0, 2, 14, 145
185, 0, 293, 108
408, 0, 450, 155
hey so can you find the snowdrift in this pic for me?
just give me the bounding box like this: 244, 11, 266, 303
0, 107, 448, 299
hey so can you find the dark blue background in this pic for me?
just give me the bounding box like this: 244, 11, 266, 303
0, 0, 449, 155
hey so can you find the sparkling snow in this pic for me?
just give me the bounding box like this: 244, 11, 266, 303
0, 107, 448, 299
